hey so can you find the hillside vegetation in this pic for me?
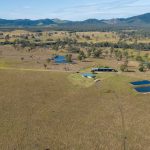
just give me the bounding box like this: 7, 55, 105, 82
0, 13, 150, 31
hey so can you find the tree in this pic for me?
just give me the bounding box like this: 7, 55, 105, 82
13, 42, 18, 50
91, 48, 102, 58
21, 57, 24, 61
5, 34, 10, 41
87, 49, 91, 57
65, 54, 72, 63
78, 51, 86, 61
53, 44, 59, 51
30, 43, 36, 50
144, 53, 149, 61
91, 69, 95, 74
130, 52, 134, 59
120, 59, 128, 72
77, 54, 82, 61
144, 53, 149, 59
110, 46, 114, 57
139, 66, 144, 72
124, 59, 128, 66
93, 49, 102, 58
44, 64, 47, 69
116, 51, 123, 61
123, 50, 129, 59
120, 64, 128, 72
139, 63, 145, 72
146, 63, 150, 70
136, 55, 143, 62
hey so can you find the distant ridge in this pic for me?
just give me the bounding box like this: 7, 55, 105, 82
0, 13, 150, 28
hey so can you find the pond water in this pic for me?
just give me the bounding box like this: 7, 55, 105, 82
131, 80, 150, 86
54, 56, 67, 64
134, 86, 150, 93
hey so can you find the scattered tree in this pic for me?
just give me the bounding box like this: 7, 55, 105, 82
65, 54, 72, 63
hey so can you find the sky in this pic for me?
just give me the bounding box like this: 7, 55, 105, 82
0, 0, 150, 20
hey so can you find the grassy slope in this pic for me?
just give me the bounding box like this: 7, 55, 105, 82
0, 70, 150, 150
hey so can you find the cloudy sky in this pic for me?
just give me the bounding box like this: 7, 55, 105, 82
0, 0, 150, 20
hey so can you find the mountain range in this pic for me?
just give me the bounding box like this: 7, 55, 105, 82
0, 13, 150, 29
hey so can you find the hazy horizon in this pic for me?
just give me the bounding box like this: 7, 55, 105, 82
0, 0, 150, 21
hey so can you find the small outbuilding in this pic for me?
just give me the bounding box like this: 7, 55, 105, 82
82, 73, 96, 79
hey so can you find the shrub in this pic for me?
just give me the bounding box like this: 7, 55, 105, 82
139, 66, 144, 72
66, 54, 72, 63
136, 55, 143, 62
120, 64, 128, 72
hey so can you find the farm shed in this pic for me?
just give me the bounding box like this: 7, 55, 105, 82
92, 68, 117, 72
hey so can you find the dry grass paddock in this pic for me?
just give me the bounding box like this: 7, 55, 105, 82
0, 69, 150, 150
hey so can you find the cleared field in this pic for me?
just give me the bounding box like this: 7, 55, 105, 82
0, 70, 150, 150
